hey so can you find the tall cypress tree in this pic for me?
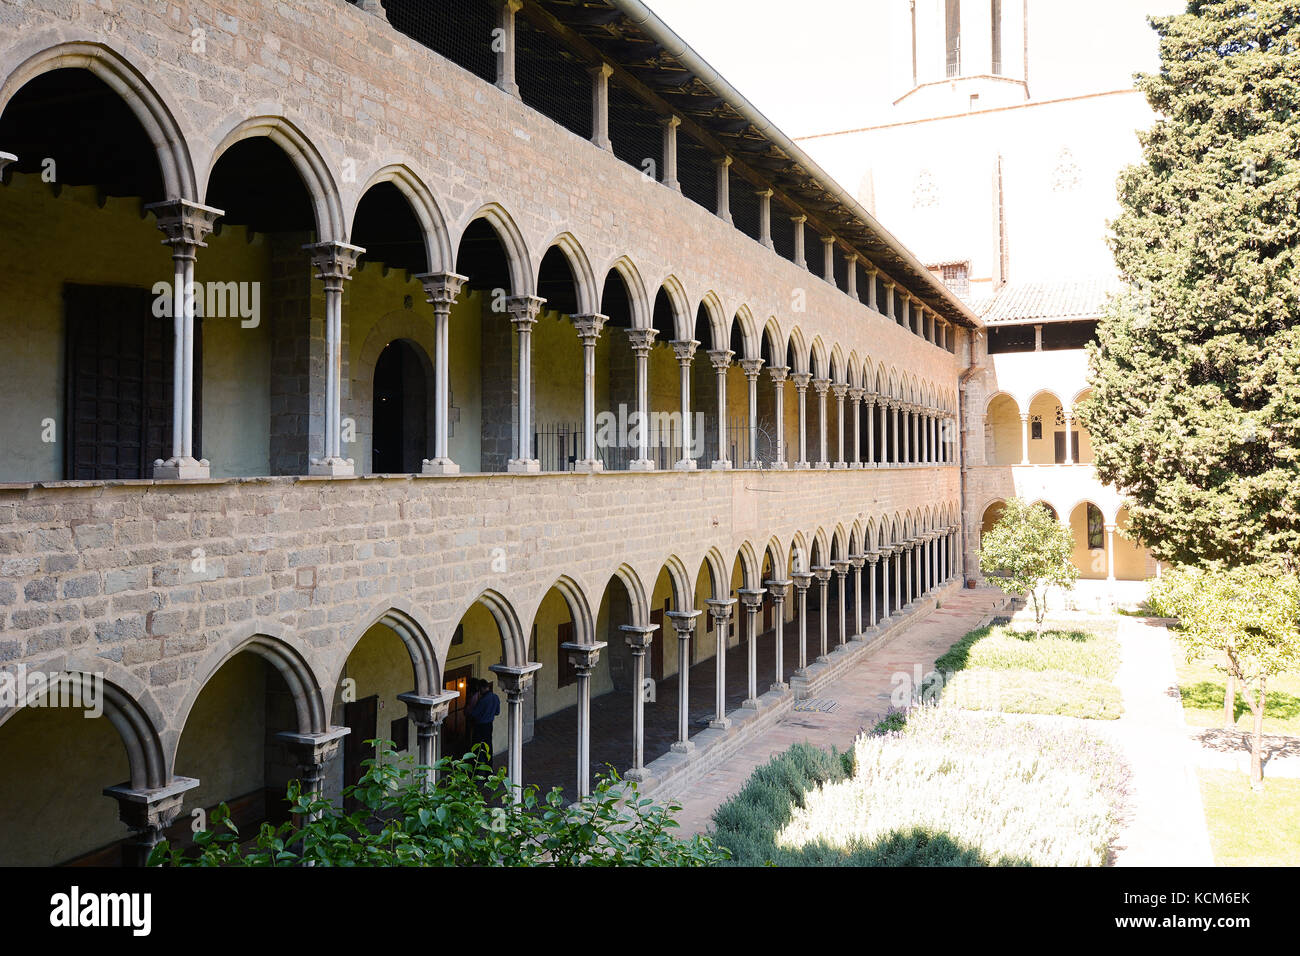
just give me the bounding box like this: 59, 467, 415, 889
1080, 1, 1300, 571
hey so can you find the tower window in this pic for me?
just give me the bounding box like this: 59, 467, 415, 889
991, 0, 1003, 75
946, 0, 962, 77
941, 263, 969, 297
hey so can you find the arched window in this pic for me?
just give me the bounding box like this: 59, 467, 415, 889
1087, 504, 1104, 550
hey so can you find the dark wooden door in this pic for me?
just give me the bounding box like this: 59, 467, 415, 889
342, 694, 378, 810
64, 284, 199, 479
441, 665, 474, 761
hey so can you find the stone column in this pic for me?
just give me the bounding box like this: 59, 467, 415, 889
738, 588, 766, 707
739, 358, 764, 468
274, 728, 350, 818
506, 295, 545, 473
660, 116, 681, 191
416, 271, 468, 474
666, 610, 701, 753
930, 413, 939, 464
488, 662, 543, 803
792, 214, 807, 269
769, 365, 789, 468
849, 554, 865, 637
706, 598, 737, 729
626, 328, 657, 470
890, 401, 900, 465
813, 566, 832, 661
708, 348, 734, 469
901, 403, 911, 464
832, 384, 848, 468
822, 235, 836, 284
672, 339, 699, 470
791, 570, 813, 675
556, 641, 606, 799
1064, 413, 1075, 465
572, 313, 607, 471
620, 625, 658, 781
146, 199, 223, 479
1020, 412, 1031, 465
792, 372, 812, 468
756, 188, 774, 249
764, 579, 791, 691
880, 550, 891, 619
104, 776, 199, 867
893, 547, 903, 610
832, 559, 850, 647
866, 264, 878, 311
305, 240, 364, 476
590, 63, 613, 151
713, 155, 733, 224
495, 0, 523, 96
848, 386, 863, 468
867, 553, 880, 626
397, 690, 459, 789
904, 541, 915, 603
846, 253, 859, 298
883, 279, 895, 320
1105, 523, 1117, 583
813, 378, 831, 468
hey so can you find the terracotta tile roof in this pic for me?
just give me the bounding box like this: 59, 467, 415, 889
973, 277, 1122, 324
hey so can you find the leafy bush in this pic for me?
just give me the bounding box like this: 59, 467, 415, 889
149, 741, 728, 867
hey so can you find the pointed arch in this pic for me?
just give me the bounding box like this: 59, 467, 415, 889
539, 231, 599, 315
334, 601, 441, 699
535, 576, 595, 647
456, 201, 534, 296
608, 563, 650, 627
731, 304, 760, 360
353, 162, 453, 275
604, 254, 651, 329
656, 553, 693, 611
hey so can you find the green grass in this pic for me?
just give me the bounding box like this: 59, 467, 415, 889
1198, 769, 1300, 866
933, 618, 1123, 719
1174, 654, 1300, 736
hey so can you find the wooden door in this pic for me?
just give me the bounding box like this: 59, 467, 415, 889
342, 695, 378, 810
441, 665, 474, 761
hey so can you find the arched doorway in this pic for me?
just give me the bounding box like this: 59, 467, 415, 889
371, 339, 431, 474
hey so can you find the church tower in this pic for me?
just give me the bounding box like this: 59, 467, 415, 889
895, 0, 1029, 120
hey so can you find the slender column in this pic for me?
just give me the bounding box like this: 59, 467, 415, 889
738, 588, 766, 707
913, 406, 922, 463
832, 384, 848, 468
146, 199, 222, 479
672, 339, 699, 470
846, 253, 859, 298
305, 240, 364, 476
849, 554, 865, 637
883, 279, 895, 320
556, 642, 606, 799
505, 295, 545, 472
881, 550, 892, 619
1064, 413, 1075, 465
495, 0, 523, 96
769, 365, 789, 468
813, 378, 831, 468
893, 547, 902, 610
590, 63, 613, 151
666, 611, 701, 753
571, 313, 607, 471
105, 776, 199, 867
904, 542, 914, 603
620, 624, 658, 781
792, 372, 812, 468
274, 728, 350, 819
831, 560, 850, 647
659, 116, 681, 191
901, 403, 911, 464
791, 571, 813, 675
848, 387, 863, 468
890, 401, 900, 465
489, 662, 543, 803
397, 690, 459, 789
821, 235, 836, 284
930, 413, 939, 464
1020, 412, 1031, 465
756, 188, 774, 249
706, 598, 737, 729
792, 214, 807, 269
1105, 524, 1117, 582
865, 395, 877, 466
417, 271, 468, 474
708, 349, 734, 469
626, 328, 657, 470
813, 566, 832, 661
867, 553, 880, 626
740, 358, 764, 468
713, 155, 733, 224
932, 533, 941, 590
764, 579, 791, 690
865, 264, 878, 311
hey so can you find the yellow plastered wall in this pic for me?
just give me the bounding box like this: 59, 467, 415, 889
1069, 503, 1108, 580
1114, 508, 1151, 581
335, 623, 418, 771
986, 394, 1021, 465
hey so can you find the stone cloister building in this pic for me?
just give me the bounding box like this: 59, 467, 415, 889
0, 0, 980, 865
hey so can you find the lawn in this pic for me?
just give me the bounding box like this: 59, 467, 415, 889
1198, 769, 1300, 866
710, 705, 1128, 867
932, 617, 1123, 719
1173, 652, 1300, 736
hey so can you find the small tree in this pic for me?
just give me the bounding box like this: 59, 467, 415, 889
1150, 564, 1300, 788
979, 498, 1079, 637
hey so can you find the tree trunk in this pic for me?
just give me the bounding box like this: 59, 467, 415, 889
1250, 680, 1267, 789
1223, 662, 1236, 730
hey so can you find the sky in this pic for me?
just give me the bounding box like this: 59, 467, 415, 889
642, 0, 1185, 139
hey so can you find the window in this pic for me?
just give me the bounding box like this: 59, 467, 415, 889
940, 263, 969, 297
1087, 505, 1105, 550
991, 0, 1003, 75
1031, 417, 1043, 441
946, 0, 962, 77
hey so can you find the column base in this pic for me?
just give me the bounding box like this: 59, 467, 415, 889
743, 460, 763, 470
815, 654, 831, 664
710, 459, 732, 470
670, 739, 695, 754
769, 681, 789, 693
624, 767, 650, 783
769, 460, 789, 470
709, 716, 732, 730
575, 458, 604, 473
849, 462, 864, 470
793, 462, 811, 470
832, 462, 848, 470
628, 459, 655, 471
814, 461, 830, 470
674, 458, 698, 471
308, 456, 355, 477
153, 456, 211, 480
421, 458, 460, 475
507, 458, 541, 473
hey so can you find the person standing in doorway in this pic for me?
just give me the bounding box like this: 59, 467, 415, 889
467, 677, 500, 765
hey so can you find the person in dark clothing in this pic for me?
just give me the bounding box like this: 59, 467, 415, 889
467, 678, 500, 764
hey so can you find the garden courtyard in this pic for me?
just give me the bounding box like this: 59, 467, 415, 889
668, 585, 1300, 867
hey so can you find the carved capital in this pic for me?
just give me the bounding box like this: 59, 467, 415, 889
506, 294, 546, 330
147, 199, 223, 257
625, 327, 658, 355
763, 578, 792, 601
707, 348, 735, 372
671, 338, 700, 364
416, 271, 467, 310
791, 570, 814, 591
304, 240, 364, 288
832, 383, 848, 400
739, 357, 765, 379
790, 371, 812, 390
571, 312, 608, 343
704, 597, 737, 623
812, 378, 831, 396
812, 565, 833, 584
768, 364, 790, 384
847, 386, 865, 402
276, 727, 351, 773
560, 640, 608, 674
397, 690, 460, 728
489, 661, 543, 699
666, 609, 702, 636
738, 587, 766, 609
